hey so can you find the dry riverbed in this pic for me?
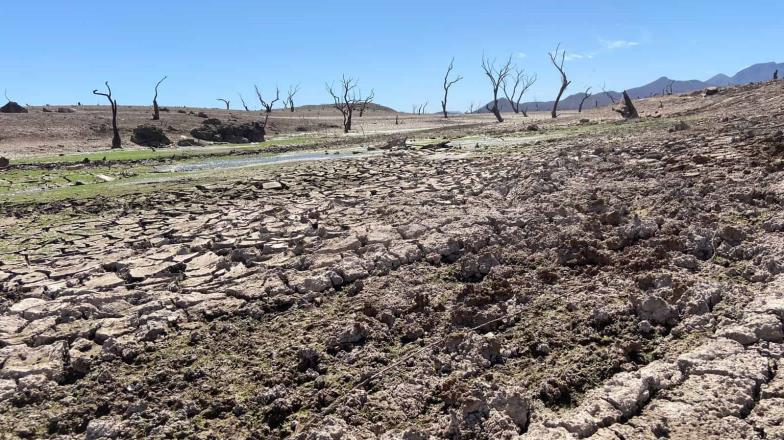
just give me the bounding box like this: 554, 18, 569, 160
1, 82, 784, 439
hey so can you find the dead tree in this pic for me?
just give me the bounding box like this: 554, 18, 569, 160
238, 93, 250, 111
92, 82, 121, 149
217, 98, 230, 110
152, 76, 167, 120
326, 75, 368, 133
481, 55, 513, 122
468, 102, 476, 113
254, 85, 280, 113
775, 69, 779, 80
612, 90, 639, 119
578, 87, 592, 113
602, 83, 617, 104
286, 84, 301, 112
548, 44, 571, 118
503, 69, 537, 116
440, 57, 463, 118
667, 80, 675, 95
417, 102, 428, 115
358, 89, 375, 117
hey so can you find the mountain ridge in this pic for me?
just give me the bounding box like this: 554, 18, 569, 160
477, 61, 784, 113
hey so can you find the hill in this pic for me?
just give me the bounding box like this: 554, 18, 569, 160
479, 61, 784, 113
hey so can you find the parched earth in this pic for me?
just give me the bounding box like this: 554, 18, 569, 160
1, 81, 784, 439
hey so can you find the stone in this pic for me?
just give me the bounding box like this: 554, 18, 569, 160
742, 313, 783, 342
0, 156, 9, 168
0, 101, 27, 113
0, 341, 68, 382
131, 125, 172, 147
190, 120, 265, 143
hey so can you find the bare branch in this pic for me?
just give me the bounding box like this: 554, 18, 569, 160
548, 43, 572, 118
238, 93, 250, 111
440, 57, 463, 118
481, 54, 513, 122
217, 98, 230, 110
92, 81, 121, 148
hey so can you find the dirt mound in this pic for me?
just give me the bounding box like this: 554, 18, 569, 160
0, 101, 27, 113
190, 119, 266, 143
131, 125, 171, 147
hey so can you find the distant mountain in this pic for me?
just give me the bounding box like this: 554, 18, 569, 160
478, 61, 784, 113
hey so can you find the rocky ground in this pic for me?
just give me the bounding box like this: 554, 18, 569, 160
1, 81, 784, 439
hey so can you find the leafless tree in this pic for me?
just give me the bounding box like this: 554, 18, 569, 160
286, 84, 301, 112
602, 83, 616, 104
578, 87, 592, 113
152, 76, 167, 120
238, 93, 250, 111
612, 90, 639, 119
217, 98, 230, 110
417, 102, 428, 115
358, 89, 375, 117
468, 101, 476, 113
254, 85, 280, 113
548, 44, 571, 118
503, 68, 537, 116
326, 75, 369, 133
665, 80, 675, 96
774, 69, 779, 80
92, 82, 121, 149
481, 54, 513, 122
440, 57, 463, 118
4, 89, 10, 103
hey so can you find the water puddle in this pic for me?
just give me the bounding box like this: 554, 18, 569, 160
153, 149, 379, 173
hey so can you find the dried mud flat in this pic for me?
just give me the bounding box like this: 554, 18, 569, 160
1, 82, 784, 439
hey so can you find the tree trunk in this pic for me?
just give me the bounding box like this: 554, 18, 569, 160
111, 100, 121, 149
442, 101, 448, 119
344, 112, 352, 133
621, 91, 639, 119
578, 95, 589, 113
551, 79, 568, 118
152, 99, 160, 120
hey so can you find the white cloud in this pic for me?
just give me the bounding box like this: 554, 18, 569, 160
599, 38, 640, 50
564, 52, 594, 61
516, 52, 527, 59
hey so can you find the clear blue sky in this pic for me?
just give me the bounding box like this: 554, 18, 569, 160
2, 1, 782, 111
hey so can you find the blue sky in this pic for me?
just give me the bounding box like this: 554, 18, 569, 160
2, 1, 782, 111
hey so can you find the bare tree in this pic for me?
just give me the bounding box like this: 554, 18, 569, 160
358, 89, 375, 117
92, 82, 121, 149
286, 84, 301, 113
612, 90, 639, 119
326, 75, 369, 133
602, 83, 616, 104
152, 76, 167, 120
578, 87, 592, 113
503, 68, 537, 116
481, 55, 513, 122
468, 101, 476, 114
440, 57, 463, 118
254, 85, 280, 113
774, 69, 779, 81
217, 98, 230, 110
548, 44, 571, 118
238, 93, 250, 111
417, 102, 428, 115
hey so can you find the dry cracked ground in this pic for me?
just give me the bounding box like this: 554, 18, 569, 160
2, 81, 784, 439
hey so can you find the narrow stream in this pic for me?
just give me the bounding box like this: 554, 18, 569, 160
153, 149, 379, 173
